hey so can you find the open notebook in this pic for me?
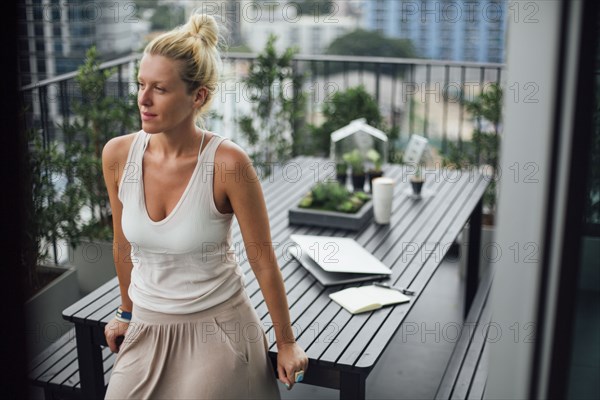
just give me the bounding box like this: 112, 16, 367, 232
329, 285, 410, 314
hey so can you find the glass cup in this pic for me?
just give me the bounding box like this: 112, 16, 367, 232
372, 177, 395, 224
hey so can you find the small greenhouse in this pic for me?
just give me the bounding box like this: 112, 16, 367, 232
329, 118, 389, 168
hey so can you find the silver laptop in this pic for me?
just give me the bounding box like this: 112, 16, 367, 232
289, 235, 392, 286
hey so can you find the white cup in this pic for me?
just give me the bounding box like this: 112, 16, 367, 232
372, 177, 395, 224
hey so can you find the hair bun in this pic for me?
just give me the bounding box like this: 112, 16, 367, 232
186, 14, 219, 48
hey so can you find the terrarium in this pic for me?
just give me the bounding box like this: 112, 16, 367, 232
329, 118, 389, 191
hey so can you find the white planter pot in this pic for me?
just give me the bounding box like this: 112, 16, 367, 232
68, 239, 116, 295
459, 222, 496, 280
25, 265, 79, 356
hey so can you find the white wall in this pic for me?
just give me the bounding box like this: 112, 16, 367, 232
485, 1, 563, 398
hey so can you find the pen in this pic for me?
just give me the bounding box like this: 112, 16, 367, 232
373, 283, 415, 296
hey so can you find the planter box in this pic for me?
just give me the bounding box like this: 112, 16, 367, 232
25, 265, 79, 356
288, 201, 374, 231
68, 239, 116, 295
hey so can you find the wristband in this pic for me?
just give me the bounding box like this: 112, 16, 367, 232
115, 306, 132, 323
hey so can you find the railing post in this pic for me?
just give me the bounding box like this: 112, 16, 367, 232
423, 63, 431, 138
375, 62, 380, 105
408, 64, 415, 136
442, 64, 450, 154
458, 65, 466, 151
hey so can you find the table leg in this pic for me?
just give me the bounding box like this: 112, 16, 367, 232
75, 325, 105, 400
340, 371, 366, 400
465, 198, 483, 318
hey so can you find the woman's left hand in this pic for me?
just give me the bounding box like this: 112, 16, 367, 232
276, 342, 309, 390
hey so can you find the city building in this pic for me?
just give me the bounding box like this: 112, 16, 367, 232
184, 0, 362, 55
362, 0, 507, 62
18, 0, 143, 86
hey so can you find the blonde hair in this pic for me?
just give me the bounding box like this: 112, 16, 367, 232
144, 14, 224, 119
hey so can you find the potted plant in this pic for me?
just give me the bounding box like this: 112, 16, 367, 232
366, 148, 384, 190
23, 130, 82, 355
58, 46, 139, 294
290, 181, 373, 230
336, 160, 348, 186
410, 163, 425, 196
343, 149, 366, 192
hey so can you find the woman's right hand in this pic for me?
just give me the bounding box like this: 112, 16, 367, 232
105, 318, 130, 353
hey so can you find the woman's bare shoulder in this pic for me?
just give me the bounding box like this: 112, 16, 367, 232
214, 137, 251, 166
102, 131, 139, 164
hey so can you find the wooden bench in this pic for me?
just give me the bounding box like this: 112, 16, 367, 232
435, 266, 495, 400
28, 328, 115, 400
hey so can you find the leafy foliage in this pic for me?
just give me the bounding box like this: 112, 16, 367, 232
343, 149, 365, 175
326, 29, 416, 58
238, 34, 306, 169
21, 131, 88, 295
443, 84, 503, 214
308, 85, 398, 158
324, 29, 416, 76
299, 181, 370, 213
150, 4, 185, 31
366, 149, 382, 171
293, 0, 334, 16
58, 46, 139, 243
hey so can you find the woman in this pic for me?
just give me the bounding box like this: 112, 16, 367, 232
102, 13, 308, 399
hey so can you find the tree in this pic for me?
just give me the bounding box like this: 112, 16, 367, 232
150, 4, 185, 31
237, 34, 306, 169
58, 46, 139, 243
293, 0, 334, 16
327, 29, 416, 58
324, 29, 416, 76
309, 85, 395, 158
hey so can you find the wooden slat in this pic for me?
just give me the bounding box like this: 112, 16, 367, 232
323, 172, 472, 366
266, 166, 408, 353
29, 328, 76, 373
449, 276, 494, 399
62, 277, 117, 321
354, 176, 489, 369
304, 171, 460, 362
434, 271, 494, 399
466, 342, 490, 400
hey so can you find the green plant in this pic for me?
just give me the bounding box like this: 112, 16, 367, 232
325, 29, 416, 75
443, 83, 503, 215
336, 161, 347, 175
58, 46, 139, 244
366, 148, 382, 172
22, 130, 87, 297
411, 162, 424, 182
309, 85, 384, 156
343, 149, 365, 175
238, 34, 306, 171
298, 181, 370, 213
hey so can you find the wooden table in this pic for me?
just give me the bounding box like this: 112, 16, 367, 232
62, 157, 489, 399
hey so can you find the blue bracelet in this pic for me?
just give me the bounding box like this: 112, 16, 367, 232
116, 307, 132, 321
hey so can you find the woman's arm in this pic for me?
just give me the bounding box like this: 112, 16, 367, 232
216, 142, 309, 390
102, 135, 135, 353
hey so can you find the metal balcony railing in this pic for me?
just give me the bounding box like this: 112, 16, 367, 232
20, 52, 505, 156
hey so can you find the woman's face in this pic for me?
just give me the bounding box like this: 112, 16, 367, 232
137, 54, 198, 134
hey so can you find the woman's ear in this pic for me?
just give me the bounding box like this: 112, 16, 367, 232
194, 87, 208, 108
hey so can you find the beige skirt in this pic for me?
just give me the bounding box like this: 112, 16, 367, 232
105, 289, 281, 399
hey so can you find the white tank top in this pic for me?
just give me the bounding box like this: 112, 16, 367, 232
118, 130, 244, 314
